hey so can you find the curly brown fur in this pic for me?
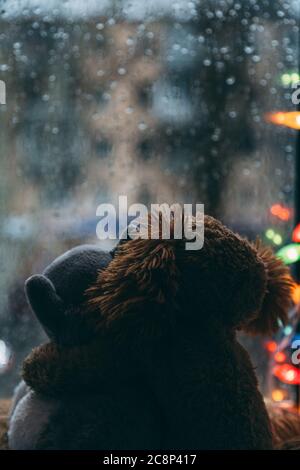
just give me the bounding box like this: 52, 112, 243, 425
87, 238, 181, 340
279, 437, 300, 450
267, 402, 300, 449
244, 240, 294, 335
0, 400, 10, 450
22, 336, 139, 397
0, 423, 8, 450
20, 338, 161, 450
85, 215, 287, 448
88, 216, 290, 337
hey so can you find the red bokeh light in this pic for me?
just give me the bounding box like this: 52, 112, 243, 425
273, 364, 300, 385
292, 223, 300, 243
270, 204, 292, 222
274, 351, 287, 363
265, 341, 277, 353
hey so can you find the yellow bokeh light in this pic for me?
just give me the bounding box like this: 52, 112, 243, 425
272, 389, 286, 402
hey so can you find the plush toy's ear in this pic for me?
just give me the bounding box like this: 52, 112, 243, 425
244, 240, 294, 335
87, 238, 180, 334
25, 275, 65, 340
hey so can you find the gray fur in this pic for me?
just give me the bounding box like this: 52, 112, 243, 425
8, 380, 30, 422
8, 245, 113, 449
8, 390, 58, 450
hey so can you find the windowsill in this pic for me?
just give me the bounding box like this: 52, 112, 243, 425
0, 400, 10, 450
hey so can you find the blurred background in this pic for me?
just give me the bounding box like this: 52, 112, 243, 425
0, 0, 299, 406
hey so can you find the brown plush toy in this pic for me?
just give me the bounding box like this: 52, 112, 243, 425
87, 215, 293, 449
13, 216, 293, 449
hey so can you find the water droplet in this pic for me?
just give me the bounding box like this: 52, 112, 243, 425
103, 92, 111, 101
252, 55, 261, 63
138, 122, 148, 131
226, 76, 236, 85
244, 46, 254, 55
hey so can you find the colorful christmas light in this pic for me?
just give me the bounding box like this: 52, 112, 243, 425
281, 72, 300, 87
292, 223, 300, 243
271, 388, 287, 402
266, 111, 300, 130
270, 203, 292, 222
273, 364, 300, 385
273, 234, 283, 246
292, 284, 300, 304
276, 244, 300, 265
274, 351, 287, 363
265, 229, 275, 240
265, 341, 277, 353
265, 228, 283, 246
283, 325, 293, 336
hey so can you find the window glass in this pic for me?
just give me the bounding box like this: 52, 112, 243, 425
0, 1, 299, 396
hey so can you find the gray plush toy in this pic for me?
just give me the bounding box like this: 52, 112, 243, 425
8, 243, 159, 450
8, 245, 112, 449
8, 243, 160, 450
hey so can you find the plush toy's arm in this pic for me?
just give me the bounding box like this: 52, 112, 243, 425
32, 390, 162, 450
8, 389, 162, 450
8, 380, 30, 423
8, 390, 59, 450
